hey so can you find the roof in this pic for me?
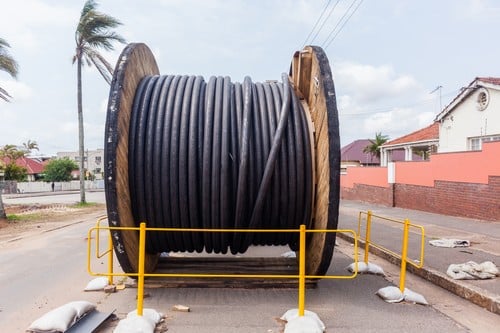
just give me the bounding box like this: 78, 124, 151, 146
1, 157, 45, 174
435, 77, 500, 121
341, 139, 380, 164
383, 122, 439, 147
341, 139, 419, 164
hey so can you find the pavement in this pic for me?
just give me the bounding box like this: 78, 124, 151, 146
337, 199, 500, 315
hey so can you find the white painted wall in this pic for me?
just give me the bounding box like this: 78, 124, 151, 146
16, 180, 104, 193
438, 88, 500, 152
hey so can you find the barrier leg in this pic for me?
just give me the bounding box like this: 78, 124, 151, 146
399, 218, 410, 292
364, 210, 372, 264
137, 222, 146, 316
298, 224, 306, 316
108, 231, 114, 285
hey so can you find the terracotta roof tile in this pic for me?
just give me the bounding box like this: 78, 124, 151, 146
1, 157, 45, 175
383, 122, 439, 146
477, 77, 500, 85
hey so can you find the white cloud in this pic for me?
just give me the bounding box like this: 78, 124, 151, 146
334, 61, 421, 104
0, 79, 34, 101
0, 0, 78, 50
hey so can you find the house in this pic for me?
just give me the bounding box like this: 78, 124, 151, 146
0, 157, 46, 181
57, 148, 104, 180
435, 77, 500, 152
379, 123, 439, 166
340, 76, 500, 221
343, 139, 423, 171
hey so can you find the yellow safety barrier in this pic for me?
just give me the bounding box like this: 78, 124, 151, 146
87, 219, 358, 317
358, 210, 425, 292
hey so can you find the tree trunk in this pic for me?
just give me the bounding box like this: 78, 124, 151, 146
77, 55, 86, 204
0, 192, 6, 219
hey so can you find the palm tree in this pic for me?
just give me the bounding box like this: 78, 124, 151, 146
363, 132, 389, 161
0, 38, 18, 218
73, 0, 125, 203
0, 37, 19, 102
23, 140, 39, 156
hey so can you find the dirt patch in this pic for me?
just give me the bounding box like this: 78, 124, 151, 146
0, 203, 106, 243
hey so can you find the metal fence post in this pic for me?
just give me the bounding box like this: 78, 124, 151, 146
399, 218, 410, 292
137, 222, 146, 316
298, 224, 306, 317
364, 210, 372, 264
108, 231, 114, 285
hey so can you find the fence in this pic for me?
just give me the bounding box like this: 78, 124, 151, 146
358, 210, 425, 292
88, 217, 358, 317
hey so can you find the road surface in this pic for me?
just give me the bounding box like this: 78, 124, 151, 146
0, 192, 498, 332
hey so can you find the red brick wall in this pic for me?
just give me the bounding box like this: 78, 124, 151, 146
394, 176, 500, 221
341, 183, 394, 206
341, 176, 500, 221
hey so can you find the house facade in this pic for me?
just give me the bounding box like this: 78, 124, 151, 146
435, 77, 500, 152
340, 77, 500, 221
57, 148, 104, 180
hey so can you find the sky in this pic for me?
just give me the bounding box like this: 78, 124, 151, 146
0, 0, 499, 156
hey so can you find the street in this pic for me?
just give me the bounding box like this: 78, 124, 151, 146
0, 192, 498, 332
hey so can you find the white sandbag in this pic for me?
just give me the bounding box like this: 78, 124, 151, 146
429, 238, 470, 248
27, 301, 96, 333
346, 262, 385, 275
447, 261, 499, 280
284, 315, 324, 333
403, 288, 428, 305
113, 316, 155, 333
281, 309, 325, 331
114, 308, 163, 333
281, 251, 297, 258
376, 286, 404, 303
127, 308, 164, 325
84, 277, 109, 291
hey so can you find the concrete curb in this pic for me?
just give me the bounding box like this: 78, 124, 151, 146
338, 232, 500, 315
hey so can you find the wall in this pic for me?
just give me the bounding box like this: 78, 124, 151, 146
6, 180, 105, 194
340, 141, 500, 221
439, 88, 500, 152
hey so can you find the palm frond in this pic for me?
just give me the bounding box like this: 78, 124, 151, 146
0, 37, 19, 78
0, 86, 12, 102
84, 48, 113, 85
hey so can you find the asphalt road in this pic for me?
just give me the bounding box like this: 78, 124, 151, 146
0, 192, 498, 332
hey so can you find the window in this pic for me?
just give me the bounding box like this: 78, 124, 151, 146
95, 156, 102, 164
468, 135, 500, 151
469, 138, 481, 151
476, 88, 489, 111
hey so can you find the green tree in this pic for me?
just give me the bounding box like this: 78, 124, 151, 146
0, 144, 27, 181
0, 37, 19, 218
43, 158, 78, 182
4, 163, 27, 181
73, 0, 125, 204
363, 132, 389, 161
0, 37, 19, 102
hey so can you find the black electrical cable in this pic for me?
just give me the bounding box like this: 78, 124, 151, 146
128, 73, 313, 254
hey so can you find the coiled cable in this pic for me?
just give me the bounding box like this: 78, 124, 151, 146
129, 73, 313, 254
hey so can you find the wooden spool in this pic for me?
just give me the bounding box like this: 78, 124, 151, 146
104, 43, 340, 277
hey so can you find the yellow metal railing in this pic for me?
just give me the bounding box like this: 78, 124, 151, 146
87, 219, 358, 317
358, 210, 425, 292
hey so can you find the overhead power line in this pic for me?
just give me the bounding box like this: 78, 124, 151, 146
301, 0, 332, 48
302, 0, 341, 47
323, 0, 364, 50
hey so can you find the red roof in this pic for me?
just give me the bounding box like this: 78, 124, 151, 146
477, 77, 500, 85
383, 122, 439, 146
1, 157, 45, 174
